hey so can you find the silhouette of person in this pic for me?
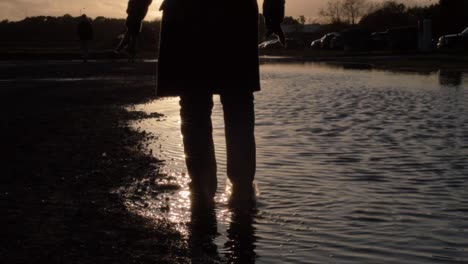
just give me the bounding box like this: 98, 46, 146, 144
156, 0, 285, 205
115, 0, 153, 62
77, 14, 93, 63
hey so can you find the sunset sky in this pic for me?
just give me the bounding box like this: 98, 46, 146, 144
1, 0, 435, 22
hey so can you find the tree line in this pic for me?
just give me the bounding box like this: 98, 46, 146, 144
0, 14, 271, 52
0, 0, 466, 51
319, 0, 468, 37
0, 15, 161, 51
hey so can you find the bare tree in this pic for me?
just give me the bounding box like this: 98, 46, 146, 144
319, 0, 344, 24
320, 0, 372, 24
342, 0, 368, 24
299, 15, 306, 25
307, 17, 320, 24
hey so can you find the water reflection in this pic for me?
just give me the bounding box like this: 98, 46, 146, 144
439, 70, 463, 87
127, 62, 468, 264
224, 208, 257, 264
188, 198, 258, 263
188, 203, 219, 262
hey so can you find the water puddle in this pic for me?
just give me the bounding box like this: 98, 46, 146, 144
119, 63, 468, 263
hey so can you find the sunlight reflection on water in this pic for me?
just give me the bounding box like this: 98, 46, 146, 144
123, 63, 468, 263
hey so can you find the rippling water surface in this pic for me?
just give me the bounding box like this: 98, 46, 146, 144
126, 63, 468, 263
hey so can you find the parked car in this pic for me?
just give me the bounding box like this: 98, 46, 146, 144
369, 27, 419, 51
437, 27, 468, 50
340, 28, 372, 51
259, 38, 304, 50
320, 32, 340, 49
310, 38, 322, 49
387, 27, 419, 51
258, 39, 283, 49
330, 34, 344, 50
371, 31, 389, 50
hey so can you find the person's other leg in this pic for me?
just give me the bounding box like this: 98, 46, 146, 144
128, 33, 137, 63
128, 21, 143, 62
221, 92, 256, 197
180, 93, 217, 201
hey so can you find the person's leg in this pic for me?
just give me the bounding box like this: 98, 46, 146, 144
180, 93, 217, 201
128, 33, 137, 63
220, 92, 256, 196
127, 21, 142, 62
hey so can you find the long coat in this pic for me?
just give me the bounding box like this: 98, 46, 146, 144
156, 0, 261, 97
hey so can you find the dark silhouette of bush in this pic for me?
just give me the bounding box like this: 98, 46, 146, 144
0, 15, 161, 52
359, 1, 418, 31
438, 0, 468, 35
360, 0, 468, 38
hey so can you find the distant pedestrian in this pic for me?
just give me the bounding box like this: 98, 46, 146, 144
77, 14, 93, 63
115, 0, 153, 62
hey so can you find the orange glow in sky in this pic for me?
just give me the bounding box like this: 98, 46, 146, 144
0, 0, 434, 21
